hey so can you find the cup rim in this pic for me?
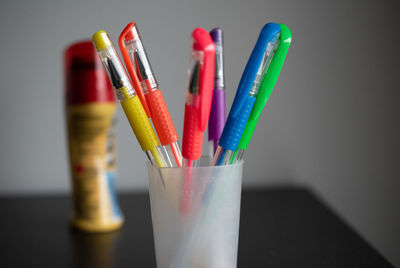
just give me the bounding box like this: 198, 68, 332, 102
146, 160, 244, 170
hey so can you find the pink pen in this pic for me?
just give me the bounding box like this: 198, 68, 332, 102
182, 28, 215, 167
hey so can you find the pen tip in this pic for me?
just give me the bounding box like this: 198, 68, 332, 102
134, 50, 148, 80
189, 62, 200, 94
107, 58, 123, 89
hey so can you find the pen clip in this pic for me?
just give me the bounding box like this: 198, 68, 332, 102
192, 28, 216, 131
230, 23, 281, 118
119, 21, 151, 118
249, 23, 292, 121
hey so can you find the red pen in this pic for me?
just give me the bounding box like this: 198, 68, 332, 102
119, 22, 183, 167
182, 28, 215, 167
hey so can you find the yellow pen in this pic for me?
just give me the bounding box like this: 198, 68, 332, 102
92, 31, 166, 167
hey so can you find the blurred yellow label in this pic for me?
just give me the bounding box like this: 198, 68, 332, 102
66, 103, 123, 232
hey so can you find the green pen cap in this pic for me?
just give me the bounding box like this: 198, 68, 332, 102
237, 24, 292, 151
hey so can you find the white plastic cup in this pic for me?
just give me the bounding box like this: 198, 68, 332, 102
147, 160, 244, 268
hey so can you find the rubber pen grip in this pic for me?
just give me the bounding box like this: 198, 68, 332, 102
146, 90, 179, 145
218, 96, 256, 151
182, 105, 203, 160
120, 95, 160, 151
237, 118, 257, 151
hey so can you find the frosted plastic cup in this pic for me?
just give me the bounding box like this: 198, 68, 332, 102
147, 159, 244, 268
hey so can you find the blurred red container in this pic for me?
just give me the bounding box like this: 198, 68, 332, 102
64, 40, 123, 232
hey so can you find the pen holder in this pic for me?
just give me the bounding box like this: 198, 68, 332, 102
147, 160, 243, 268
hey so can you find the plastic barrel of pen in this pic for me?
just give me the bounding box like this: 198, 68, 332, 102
119, 22, 182, 167
181, 61, 201, 213
181, 103, 203, 214
181, 29, 215, 216
233, 24, 292, 164
182, 29, 215, 167
208, 28, 226, 156
92, 31, 166, 167
214, 23, 282, 165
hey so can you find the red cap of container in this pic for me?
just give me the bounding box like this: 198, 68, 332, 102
64, 40, 115, 105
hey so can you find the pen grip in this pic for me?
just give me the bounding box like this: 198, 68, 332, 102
238, 118, 257, 151
218, 96, 256, 151
182, 104, 203, 160
208, 89, 226, 141
120, 95, 160, 151
146, 90, 179, 145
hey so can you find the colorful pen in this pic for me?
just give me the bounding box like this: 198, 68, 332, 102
212, 23, 281, 166
92, 31, 167, 167
208, 28, 226, 157
119, 22, 183, 167
233, 24, 292, 163
182, 28, 215, 167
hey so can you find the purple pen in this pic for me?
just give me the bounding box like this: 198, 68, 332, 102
208, 28, 226, 156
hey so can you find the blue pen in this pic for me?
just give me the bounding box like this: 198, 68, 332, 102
212, 23, 281, 165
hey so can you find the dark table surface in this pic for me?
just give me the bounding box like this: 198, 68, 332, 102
0, 187, 393, 268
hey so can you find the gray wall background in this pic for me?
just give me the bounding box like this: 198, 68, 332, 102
0, 0, 399, 266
